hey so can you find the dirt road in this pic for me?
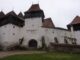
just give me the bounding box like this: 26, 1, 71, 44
0, 51, 46, 58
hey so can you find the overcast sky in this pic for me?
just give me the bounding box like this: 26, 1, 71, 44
0, 0, 80, 28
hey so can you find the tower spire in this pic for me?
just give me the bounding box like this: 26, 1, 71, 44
24, 4, 45, 18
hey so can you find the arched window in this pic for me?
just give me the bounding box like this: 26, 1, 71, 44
54, 37, 59, 43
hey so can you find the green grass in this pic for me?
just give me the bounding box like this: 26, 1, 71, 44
0, 52, 80, 60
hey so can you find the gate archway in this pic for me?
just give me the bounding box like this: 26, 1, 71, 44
28, 39, 37, 48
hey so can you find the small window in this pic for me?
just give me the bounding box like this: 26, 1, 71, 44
13, 26, 15, 28
13, 33, 15, 35
54, 37, 59, 43
3, 33, 5, 35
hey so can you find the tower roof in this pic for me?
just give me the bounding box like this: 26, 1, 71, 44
24, 4, 45, 18
27, 4, 42, 12
42, 18, 55, 28
68, 16, 80, 25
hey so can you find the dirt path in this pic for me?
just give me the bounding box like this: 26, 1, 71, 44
0, 51, 46, 58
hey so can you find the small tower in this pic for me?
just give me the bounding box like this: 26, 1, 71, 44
24, 4, 45, 19
67, 16, 80, 31
67, 16, 80, 42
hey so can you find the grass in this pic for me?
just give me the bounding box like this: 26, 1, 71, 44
0, 52, 80, 60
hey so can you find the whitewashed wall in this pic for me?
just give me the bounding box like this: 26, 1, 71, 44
21, 17, 74, 48
0, 17, 79, 50
0, 24, 21, 50
22, 17, 44, 48
43, 28, 55, 47
43, 28, 73, 47
74, 31, 80, 45
53, 29, 72, 44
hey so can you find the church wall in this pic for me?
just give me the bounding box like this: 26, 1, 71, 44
20, 16, 74, 48
74, 31, 80, 45
0, 15, 79, 50
43, 28, 73, 47
53, 29, 72, 44
0, 18, 76, 50
43, 28, 55, 47
0, 24, 21, 50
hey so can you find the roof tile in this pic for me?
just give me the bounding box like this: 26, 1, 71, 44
68, 16, 80, 25
27, 4, 42, 12
42, 18, 55, 28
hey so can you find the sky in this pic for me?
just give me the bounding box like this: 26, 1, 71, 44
0, 0, 80, 28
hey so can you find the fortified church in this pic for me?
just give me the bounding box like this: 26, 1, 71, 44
0, 4, 80, 50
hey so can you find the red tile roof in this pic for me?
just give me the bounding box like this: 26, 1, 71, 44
42, 18, 55, 28
27, 4, 42, 12
68, 16, 80, 25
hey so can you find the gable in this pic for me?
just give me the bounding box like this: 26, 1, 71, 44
42, 18, 55, 28
68, 16, 80, 26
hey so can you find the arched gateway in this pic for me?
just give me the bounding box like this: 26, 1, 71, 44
28, 39, 37, 48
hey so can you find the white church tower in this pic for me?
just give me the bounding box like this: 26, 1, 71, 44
22, 4, 45, 49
